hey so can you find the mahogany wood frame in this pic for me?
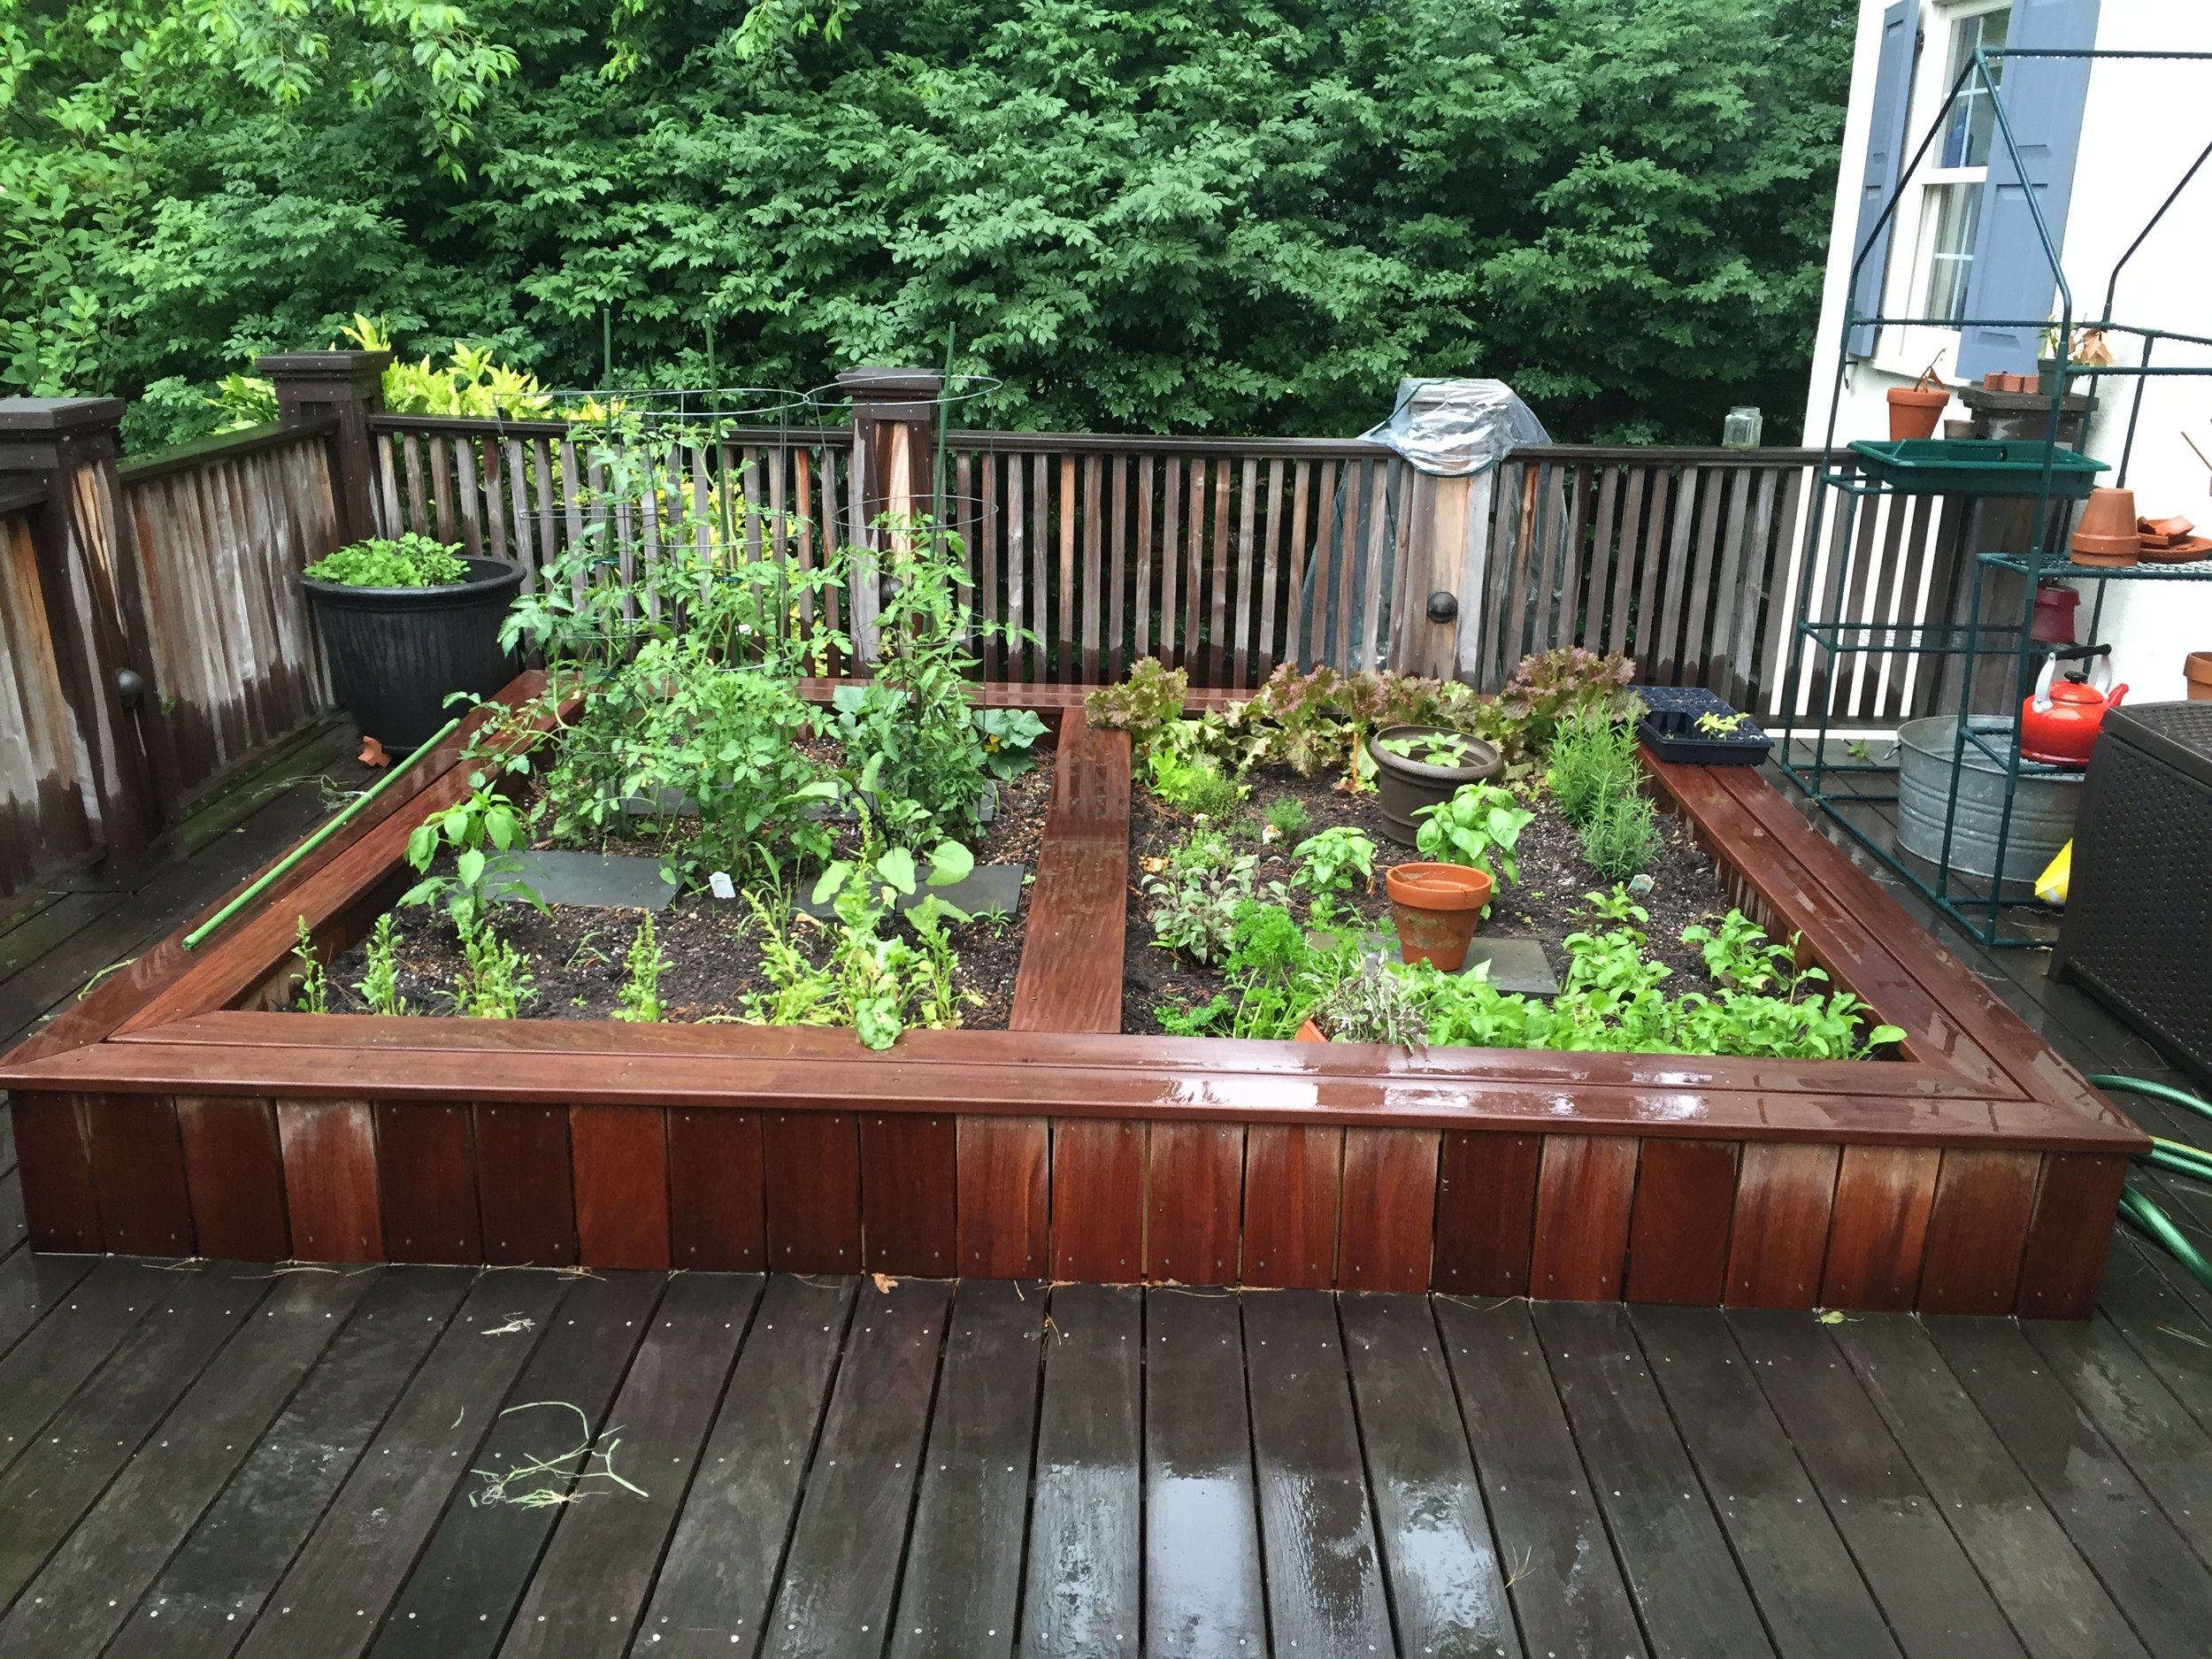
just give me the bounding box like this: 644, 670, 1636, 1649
0, 675, 2143, 1313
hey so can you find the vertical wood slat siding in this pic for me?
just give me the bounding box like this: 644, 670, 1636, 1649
68, 1091, 2117, 1316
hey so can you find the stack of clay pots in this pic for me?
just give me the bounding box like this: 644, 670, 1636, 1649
2071, 488, 2139, 568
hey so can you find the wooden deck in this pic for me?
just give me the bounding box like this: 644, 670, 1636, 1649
2, 744, 2212, 1655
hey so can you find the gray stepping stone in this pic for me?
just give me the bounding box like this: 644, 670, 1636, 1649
1459, 936, 1560, 995
1317, 926, 1560, 995
796, 863, 1026, 921
495, 850, 680, 910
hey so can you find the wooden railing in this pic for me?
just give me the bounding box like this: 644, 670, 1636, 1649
0, 480, 98, 897
118, 422, 342, 798
366, 411, 1957, 724
0, 368, 1966, 899
0, 406, 347, 901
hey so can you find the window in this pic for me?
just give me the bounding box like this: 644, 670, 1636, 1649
1939, 8, 2008, 169
1917, 4, 2008, 323
1922, 182, 1982, 322
1866, 0, 2009, 360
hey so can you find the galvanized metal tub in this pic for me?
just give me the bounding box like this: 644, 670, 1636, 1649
1895, 715, 2082, 886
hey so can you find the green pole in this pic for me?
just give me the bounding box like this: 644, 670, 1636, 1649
603, 305, 614, 388
181, 716, 464, 950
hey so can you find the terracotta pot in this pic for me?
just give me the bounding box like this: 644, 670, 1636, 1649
2070, 487, 2139, 567
1294, 1018, 1328, 1042
1886, 386, 1950, 441
1385, 862, 1493, 973
2188, 651, 2212, 702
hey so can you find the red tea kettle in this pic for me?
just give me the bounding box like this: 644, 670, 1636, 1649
2021, 647, 2127, 768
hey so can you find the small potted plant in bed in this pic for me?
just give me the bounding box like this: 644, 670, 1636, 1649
1365, 725, 1503, 846
1385, 781, 1533, 972
301, 533, 525, 750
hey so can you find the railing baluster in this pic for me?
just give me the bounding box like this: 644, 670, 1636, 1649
1232, 457, 1258, 686
1158, 457, 1182, 669
1283, 459, 1312, 673
1133, 456, 1155, 666
980, 450, 1002, 680
1107, 454, 1127, 680
1186, 458, 1210, 682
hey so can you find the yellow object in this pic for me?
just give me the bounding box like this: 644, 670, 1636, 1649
2035, 840, 2072, 906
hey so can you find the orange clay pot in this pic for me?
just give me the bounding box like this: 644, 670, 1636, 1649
1385, 862, 1494, 973
1886, 386, 1950, 440
2187, 651, 2212, 702
2070, 487, 2140, 567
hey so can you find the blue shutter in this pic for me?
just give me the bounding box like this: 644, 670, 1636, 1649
1955, 0, 2101, 380
1846, 3, 1919, 358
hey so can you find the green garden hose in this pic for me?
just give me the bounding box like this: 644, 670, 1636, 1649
2092, 1072, 2212, 1130
2092, 1074, 2212, 1294
2119, 1188, 2212, 1294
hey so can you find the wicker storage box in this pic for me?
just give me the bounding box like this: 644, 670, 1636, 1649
2052, 702, 2212, 1083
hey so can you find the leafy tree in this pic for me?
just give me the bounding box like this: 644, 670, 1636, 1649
2, 0, 1850, 449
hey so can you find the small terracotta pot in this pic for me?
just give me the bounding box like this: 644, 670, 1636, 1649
2188, 651, 2212, 702
1385, 863, 1493, 973
1294, 1018, 1328, 1042
1886, 386, 1950, 441
2070, 487, 2140, 567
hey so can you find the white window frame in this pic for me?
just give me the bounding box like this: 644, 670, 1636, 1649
1874, 0, 2013, 382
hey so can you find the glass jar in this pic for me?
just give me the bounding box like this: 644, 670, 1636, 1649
1722, 405, 1763, 449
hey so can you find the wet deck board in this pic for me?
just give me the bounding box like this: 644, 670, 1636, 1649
891, 1279, 1039, 1659
0, 1266, 368, 1658
1020, 1283, 1142, 1656
1628, 1304, 1901, 1658
1533, 1301, 1776, 1656
757, 1276, 949, 1659
103, 1266, 476, 1659
1145, 1287, 1265, 1658
643, 1274, 854, 1658
499, 1273, 759, 1658
1432, 1295, 1647, 1658
367, 1271, 668, 1659
1338, 1292, 1519, 1658
1243, 1289, 1394, 1654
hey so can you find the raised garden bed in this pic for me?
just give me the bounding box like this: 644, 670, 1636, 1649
0, 673, 2143, 1313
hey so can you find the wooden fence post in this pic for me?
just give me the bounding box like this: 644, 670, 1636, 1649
257, 350, 391, 547
0, 397, 166, 860
837, 367, 943, 664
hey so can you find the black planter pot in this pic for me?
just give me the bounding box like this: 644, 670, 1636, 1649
1365, 724, 1502, 846
302, 557, 524, 749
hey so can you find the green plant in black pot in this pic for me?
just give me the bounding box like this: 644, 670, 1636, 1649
301, 532, 522, 750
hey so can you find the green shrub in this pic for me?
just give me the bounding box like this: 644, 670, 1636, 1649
1147, 749, 1245, 817
1582, 788, 1661, 882
1548, 707, 1642, 826
303, 534, 467, 588
1263, 796, 1311, 840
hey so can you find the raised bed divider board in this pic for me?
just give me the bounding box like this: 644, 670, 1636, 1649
0, 676, 2143, 1314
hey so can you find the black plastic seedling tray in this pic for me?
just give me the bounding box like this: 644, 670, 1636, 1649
1633, 686, 1775, 767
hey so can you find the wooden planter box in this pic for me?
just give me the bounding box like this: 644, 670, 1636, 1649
0, 676, 2143, 1314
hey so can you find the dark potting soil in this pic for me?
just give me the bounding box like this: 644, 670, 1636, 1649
320, 761, 1052, 1028
1122, 764, 1740, 1035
